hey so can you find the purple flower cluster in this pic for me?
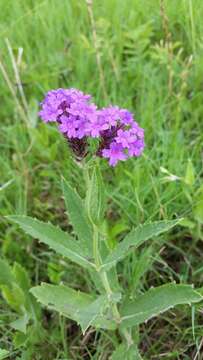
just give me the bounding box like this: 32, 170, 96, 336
39, 88, 145, 166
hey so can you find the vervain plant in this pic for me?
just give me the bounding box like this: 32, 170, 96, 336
7, 88, 203, 358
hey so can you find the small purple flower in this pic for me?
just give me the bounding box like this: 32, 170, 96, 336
88, 115, 109, 137
58, 115, 78, 138
118, 109, 134, 125
102, 142, 127, 167
115, 129, 135, 148
128, 139, 145, 157
98, 106, 120, 127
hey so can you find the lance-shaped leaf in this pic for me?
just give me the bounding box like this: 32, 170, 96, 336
7, 216, 94, 270
120, 284, 203, 328
30, 283, 116, 330
62, 178, 93, 254
111, 343, 143, 360
101, 220, 181, 271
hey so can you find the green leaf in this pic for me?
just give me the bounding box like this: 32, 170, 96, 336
31, 283, 92, 313
30, 283, 116, 330
111, 344, 143, 360
0, 349, 9, 360
13, 332, 28, 347
62, 177, 93, 254
85, 165, 105, 225
77, 295, 108, 333
0, 258, 15, 286
130, 247, 154, 292
13, 262, 31, 292
184, 159, 195, 186
13, 262, 41, 321
1, 283, 25, 313
0, 259, 40, 324
7, 216, 94, 270
120, 284, 203, 328
101, 220, 181, 271
10, 313, 30, 333
180, 218, 195, 229
193, 189, 203, 224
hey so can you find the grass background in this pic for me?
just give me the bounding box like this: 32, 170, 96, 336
0, 0, 203, 358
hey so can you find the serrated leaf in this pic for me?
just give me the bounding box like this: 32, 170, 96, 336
111, 343, 143, 360
85, 165, 105, 225
62, 177, 93, 254
30, 283, 116, 330
120, 284, 203, 328
7, 216, 94, 270
0, 349, 9, 360
101, 220, 181, 271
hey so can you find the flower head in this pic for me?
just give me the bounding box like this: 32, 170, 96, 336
96, 106, 145, 166
39, 88, 145, 166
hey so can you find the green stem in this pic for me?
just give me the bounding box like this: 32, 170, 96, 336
83, 162, 90, 187
92, 224, 121, 324
122, 329, 133, 348
59, 315, 69, 357
89, 171, 133, 347
100, 270, 121, 322
93, 224, 100, 269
